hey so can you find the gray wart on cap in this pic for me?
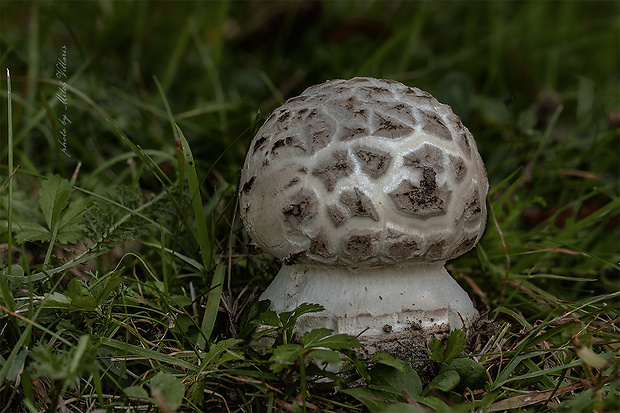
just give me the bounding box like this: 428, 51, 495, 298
239, 77, 488, 351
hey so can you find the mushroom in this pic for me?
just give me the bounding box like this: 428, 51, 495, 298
239, 77, 488, 353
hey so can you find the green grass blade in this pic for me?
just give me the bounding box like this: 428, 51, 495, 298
154, 75, 221, 348
153, 76, 213, 272
98, 337, 199, 372
0, 295, 72, 384
175, 124, 213, 272
91, 368, 104, 408
6, 69, 14, 275
105, 118, 173, 187
25, 5, 39, 157
0, 323, 32, 385
196, 264, 226, 350
494, 359, 582, 389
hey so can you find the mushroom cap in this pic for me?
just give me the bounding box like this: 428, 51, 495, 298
239, 77, 488, 267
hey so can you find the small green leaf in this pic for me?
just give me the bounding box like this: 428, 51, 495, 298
171, 315, 194, 335
150, 372, 185, 411
371, 353, 409, 374
239, 299, 272, 339
56, 197, 88, 243
270, 344, 300, 362
444, 329, 467, 362
42, 292, 71, 308
187, 379, 205, 407
124, 385, 150, 400
39, 175, 73, 230
306, 349, 342, 365
30, 337, 95, 382
252, 309, 281, 328
67, 278, 89, 298
292, 303, 325, 316
95, 271, 124, 305
5, 349, 28, 382
350, 352, 370, 382
252, 326, 280, 341
15, 221, 50, 243
429, 337, 444, 363
70, 295, 98, 310
440, 358, 488, 390
15, 176, 87, 245
269, 344, 301, 373
171, 295, 192, 307
370, 363, 423, 397
428, 370, 460, 392
315, 333, 361, 350
270, 362, 292, 374
201, 338, 243, 370
281, 303, 324, 330
301, 328, 333, 346
65, 279, 97, 310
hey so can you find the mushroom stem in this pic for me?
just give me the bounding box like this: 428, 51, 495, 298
260, 262, 478, 337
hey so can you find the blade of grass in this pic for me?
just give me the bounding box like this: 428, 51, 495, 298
153, 76, 222, 348
173, 124, 213, 273
259, 72, 285, 105
68, 335, 91, 378
522, 358, 557, 389
153, 76, 213, 273
25, 4, 39, 158
494, 359, 582, 389
491, 321, 576, 390
0, 322, 32, 387
86, 149, 175, 183
19, 370, 36, 412
6, 69, 14, 275
513, 273, 596, 282
98, 337, 198, 372
196, 264, 226, 351
493, 306, 532, 329
531, 105, 563, 163
141, 241, 203, 271
0, 301, 73, 385
105, 119, 173, 187
561, 291, 620, 319
0, 304, 72, 346
488, 382, 583, 412
91, 368, 104, 408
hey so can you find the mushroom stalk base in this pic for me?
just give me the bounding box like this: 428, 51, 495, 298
260, 262, 478, 338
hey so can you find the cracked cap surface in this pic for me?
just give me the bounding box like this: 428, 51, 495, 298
239, 77, 488, 266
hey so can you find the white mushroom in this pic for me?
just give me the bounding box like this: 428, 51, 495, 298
239, 77, 488, 351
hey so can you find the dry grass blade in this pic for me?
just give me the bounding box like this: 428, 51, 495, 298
0, 165, 19, 193
487, 383, 583, 411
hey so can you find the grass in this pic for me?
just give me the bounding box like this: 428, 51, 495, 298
0, 1, 618, 412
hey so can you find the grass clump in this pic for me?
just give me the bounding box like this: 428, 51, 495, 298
1, 1, 618, 412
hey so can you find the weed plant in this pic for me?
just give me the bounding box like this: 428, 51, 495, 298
0, 1, 618, 412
